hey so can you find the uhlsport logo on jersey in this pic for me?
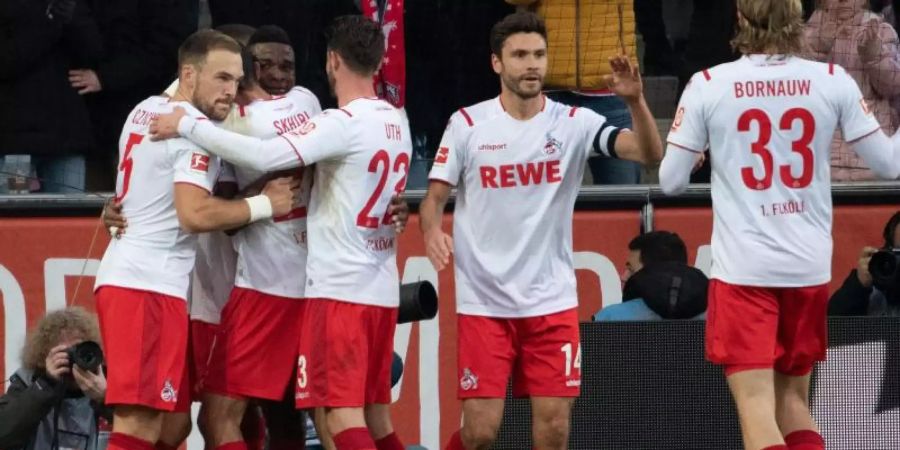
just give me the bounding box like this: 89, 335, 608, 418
543, 133, 563, 155
190, 153, 210, 173
459, 368, 479, 391
160, 379, 177, 403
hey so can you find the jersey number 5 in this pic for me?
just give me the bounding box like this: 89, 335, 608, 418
357, 150, 410, 229
116, 133, 144, 202
737, 108, 815, 190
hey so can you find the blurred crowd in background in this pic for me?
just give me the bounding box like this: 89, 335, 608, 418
2, 0, 900, 195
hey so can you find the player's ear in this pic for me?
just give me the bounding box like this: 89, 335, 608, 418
491, 52, 502, 75
180, 64, 197, 88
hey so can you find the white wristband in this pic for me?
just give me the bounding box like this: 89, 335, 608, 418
244, 195, 273, 223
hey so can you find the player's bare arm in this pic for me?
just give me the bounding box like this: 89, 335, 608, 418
150, 106, 305, 172
604, 55, 663, 165
174, 176, 296, 233
420, 181, 454, 271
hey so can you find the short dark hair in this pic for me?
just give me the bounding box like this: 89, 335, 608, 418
215, 24, 256, 47
489, 11, 547, 57
628, 231, 688, 266
178, 30, 242, 67
883, 211, 900, 249
248, 25, 292, 47
325, 15, 385, 75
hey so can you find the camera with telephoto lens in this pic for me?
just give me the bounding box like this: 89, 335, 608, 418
66, 341, 103, 372
869, 249, 900, 293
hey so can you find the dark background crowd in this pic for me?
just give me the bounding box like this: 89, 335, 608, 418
2, 0, 900, 193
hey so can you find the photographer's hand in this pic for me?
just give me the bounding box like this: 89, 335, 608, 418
44, 345, 71, 382
857, 246, 878, 288
73, 365, 107, 403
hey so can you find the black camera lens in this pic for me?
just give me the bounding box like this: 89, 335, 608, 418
869, 250, 900, 291
66, 341, 103, 372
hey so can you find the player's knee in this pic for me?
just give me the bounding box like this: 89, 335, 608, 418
160, 413, 192, 445
534, 413, 570, 449
461, 421, 500, 450
112, 405, 164, 442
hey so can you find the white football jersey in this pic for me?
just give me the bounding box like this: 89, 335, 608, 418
190, 231, 236, 323
229, 87, 321, 298
667, 55, 881, 287
95, 97, 220, 300
172, 97, 412, 307
429, 96, 621, 318
296, 98, 412, 307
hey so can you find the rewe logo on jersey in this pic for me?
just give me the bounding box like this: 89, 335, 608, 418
190, 153, 210, 173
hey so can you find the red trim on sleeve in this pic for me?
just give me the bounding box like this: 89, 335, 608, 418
428, 178, 456, 187
458, 108, 474, 127
279, 134, 306, 166
196, 117, 208, 121
569, 106, 579, 117
338, 108, 353, 118
238, 105, 246, 117
666, 141, 704, 154
702, 70, 711, 81
828, 62, 835, 75
845, 127, 881, 144
174, 181, 213, 194
274, 206, 308, 223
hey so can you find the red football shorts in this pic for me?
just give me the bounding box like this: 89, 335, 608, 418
706, 279, 829, 376
95, 286, 190, 412
456, 307, 581, 399
295, 298, 398, 408
189, 319, 219, 397
204, 287, 304, 400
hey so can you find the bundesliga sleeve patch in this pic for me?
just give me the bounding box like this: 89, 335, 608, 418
434, 146, 450, 164
190, 153, 210, 173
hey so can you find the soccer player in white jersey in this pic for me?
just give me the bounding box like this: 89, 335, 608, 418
150, 16, 411, 450
659, 1, 900, 450
93, 30, 296, 450
419, 12, 663, 450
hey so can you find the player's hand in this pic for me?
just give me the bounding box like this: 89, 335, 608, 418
692, 151, 706, 174
73, 365, 107, 403
604, 55, 643, 103
150, 107, 188, 141
68, 69, 102, 95
44, 344, 71, 382
388, 194, 409, 234
261, 176, 296, 217
858, 19, 883, 64
857, 246, 878, 288
102, 198, 127, 238
425, 227, 453, 271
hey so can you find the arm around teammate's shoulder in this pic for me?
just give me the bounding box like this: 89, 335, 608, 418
420, 180, 454, 271
849, 130, 900, 180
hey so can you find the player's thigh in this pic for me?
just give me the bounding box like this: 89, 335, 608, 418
364, 305, 399, 406
706, 280, 780, 366
775, 285, 829, 376
513, 308, 581, 398
457, 314, 517, 399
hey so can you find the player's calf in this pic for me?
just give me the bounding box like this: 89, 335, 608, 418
726, 368, 785, 450
365, 404, 405, 450
156, 412, 192, 449
203, 393, 249, 448
531, 397, 574, 450
107, 405, 165, 450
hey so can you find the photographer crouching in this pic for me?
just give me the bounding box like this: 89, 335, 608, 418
0, 307, 110, 450
829, 212, 900, 317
